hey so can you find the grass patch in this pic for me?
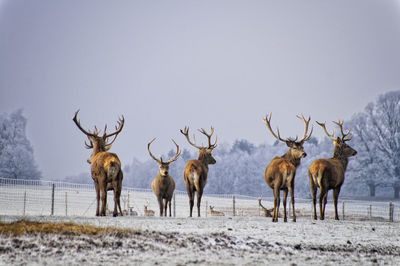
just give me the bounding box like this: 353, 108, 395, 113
0, 219, 134, 237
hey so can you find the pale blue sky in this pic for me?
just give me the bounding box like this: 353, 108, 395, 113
0, 0, 399, 179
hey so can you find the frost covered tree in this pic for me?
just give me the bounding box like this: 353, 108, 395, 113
348, 91, 400, 198
0, 109, 41, 180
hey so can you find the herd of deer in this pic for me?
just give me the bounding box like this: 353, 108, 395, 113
73, 110, 357, 222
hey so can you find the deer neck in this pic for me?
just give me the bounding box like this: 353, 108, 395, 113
282, 150, 301, 167
333, 150, 349, 171
197, 154, 210, 170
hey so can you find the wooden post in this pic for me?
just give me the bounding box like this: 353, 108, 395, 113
173, 193, 176, 217
368, 205, 372, 219
205, 200, 208, 217
23, 191, 26, 216
342, 201, 345, 220
65, 192, 68, 216
51, 183, 55, 216
233, 195, 236, 217
389, 202, 394, 222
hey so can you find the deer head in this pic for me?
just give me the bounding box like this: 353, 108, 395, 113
73, 110, 124, 164
180, 126, 217, 164
317, 120, 357, 158
263, 113, 313, 160
147, 138, 181, 177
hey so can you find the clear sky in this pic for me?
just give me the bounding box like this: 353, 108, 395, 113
0, 0, 399, 180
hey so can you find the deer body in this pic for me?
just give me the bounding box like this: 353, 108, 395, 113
263, 113, 313, 222
308, 121, 357, 220
144, 205, 155, 216
73, 110, 124, 217
148, 138, 180, 217
208, 206, 224, 216
181, 127, 217, 217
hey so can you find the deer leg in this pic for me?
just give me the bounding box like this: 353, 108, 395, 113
319, 189, 326, 220
94, 180, 100, 216
282, 188, 288, 222
289, 185, 296, 222
163, 198, 168, 217
197, 188, 203, 217
185, 182, 194, 217
112, 181, 119, 217
310, 183, 317, 220
333, 187, 341, 220
157, 196, 164, 216
272, 186, 280, 222
168, 199, 172, 217
100, 180, 107, 216
116, 172, 123, 216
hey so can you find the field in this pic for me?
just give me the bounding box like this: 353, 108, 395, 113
0, 215, 399, 266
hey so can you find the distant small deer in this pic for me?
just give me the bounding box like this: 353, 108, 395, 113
263, 113, 313, 222
208, 206, 224, 216
144, 203, 155, 216
73, 110, 124, 217
257, 197, 273, 217
308, 120, 357, 220
180, 126, 217, 217
148, 138, 180, 217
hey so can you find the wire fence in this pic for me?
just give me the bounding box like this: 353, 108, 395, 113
0, 177, 399, 222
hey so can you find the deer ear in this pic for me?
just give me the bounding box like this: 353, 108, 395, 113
285, 141, 292, 147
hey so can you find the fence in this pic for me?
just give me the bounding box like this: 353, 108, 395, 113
0, 177, 399, 221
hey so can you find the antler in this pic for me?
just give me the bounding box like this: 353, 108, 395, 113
72, 110, 98, 137
180, 126, 203, 149
333, 120, 352, 141
166, 139, 181, 163
198, 127, 217, 149
262, 113, 287, 143
296, 114, 313, 143
147, 138, 162, 164
104, 115, 125, 139
316, 121, 336, 141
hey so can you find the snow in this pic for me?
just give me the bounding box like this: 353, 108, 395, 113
1, 215, 399, 265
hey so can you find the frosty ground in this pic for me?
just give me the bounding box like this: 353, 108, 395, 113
0, 215, 399, 266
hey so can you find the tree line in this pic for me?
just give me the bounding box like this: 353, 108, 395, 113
2, 91, 400, 198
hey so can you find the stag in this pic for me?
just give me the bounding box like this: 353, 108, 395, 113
148, 138, 180, 217
308, 120, 357, 220
258, 197, 273, 217
73, 110, 124, 217
180, 126, 217, 217
263, 113, 313, 222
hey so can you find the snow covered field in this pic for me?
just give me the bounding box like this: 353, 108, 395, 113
1, 215, 399, 265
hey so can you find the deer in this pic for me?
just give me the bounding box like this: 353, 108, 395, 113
148, 138, 180, 217
73, 110, 124, 217
263, 113, 313, 222
208, 206, 225, 216
308, 120, 357, 220
257, 197, 273, 217
180, 126, 217, 217
144, 202, 155, 216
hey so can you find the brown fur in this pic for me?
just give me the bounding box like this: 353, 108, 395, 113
308, 122, 357, 220
181, 127, 217, 217
258, 198, 273, 217
208, 206, 224, 216
73, 110, 124, 217
148, 139, 180, 217
263, 114, 313, 222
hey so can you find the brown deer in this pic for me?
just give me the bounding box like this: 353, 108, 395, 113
144, 202, 155, 216
180, 126, 217, 217
308, 120, 357, 220
263, 113, 313, 222
73, 110, 124, 217
257, 197, 273, 217
208, 206, 225, 216
148, 138, 180, 217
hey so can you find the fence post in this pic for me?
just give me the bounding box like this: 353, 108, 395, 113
23, 191, 26, 216
342, 201, 345, 220
232, 195, 236, 217
389, 202, 394, 222
51, 183, 55, 216
127, 191, 130, 210
368, 205, 372, 219
173, 193, 176, 217
65, 192, 68, 216
205, 200, 208, 217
